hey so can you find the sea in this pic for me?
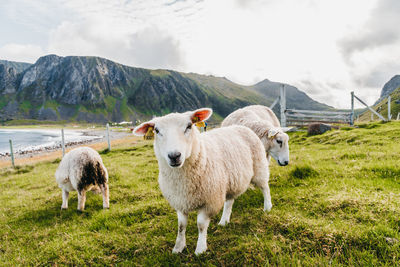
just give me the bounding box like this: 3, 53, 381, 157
0, 129, 101, 153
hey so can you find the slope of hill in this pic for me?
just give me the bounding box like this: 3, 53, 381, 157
359, 85, 400, 121
0, 55, 332, 123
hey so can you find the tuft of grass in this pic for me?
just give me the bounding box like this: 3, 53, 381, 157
289, 165, 318, 179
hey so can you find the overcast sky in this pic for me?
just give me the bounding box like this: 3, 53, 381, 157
1, 0, 399, 108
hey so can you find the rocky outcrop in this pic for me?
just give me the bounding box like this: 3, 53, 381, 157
0, 64, 18, 94
375, 75, 400, 105
0, 59, 31, 73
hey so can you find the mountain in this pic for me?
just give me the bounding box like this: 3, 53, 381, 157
358, 75, 400, 121
0, 59, 31, 73
374, 75, 400, 105
249, 79, 330, 111
0, 55, 332, 123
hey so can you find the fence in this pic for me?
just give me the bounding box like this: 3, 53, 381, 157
6, 124, 112, 168
271, 85, 352, 127
352, 92, 391, 123
272, 86, 392, 127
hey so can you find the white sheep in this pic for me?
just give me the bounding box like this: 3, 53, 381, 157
55, 147, 109, 211
134, 108, 271, 255
222, 105, 290, 166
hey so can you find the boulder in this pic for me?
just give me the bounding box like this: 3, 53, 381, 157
307, 123, 332, 135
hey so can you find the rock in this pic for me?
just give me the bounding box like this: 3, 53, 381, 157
307, 123, 332, 135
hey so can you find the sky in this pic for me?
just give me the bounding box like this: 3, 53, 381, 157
0, 0, 399, 109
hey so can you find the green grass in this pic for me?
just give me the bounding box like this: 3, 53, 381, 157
18, 100, 33, 113
1, 122, 400, 265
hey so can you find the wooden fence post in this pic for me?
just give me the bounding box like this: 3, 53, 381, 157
280, 84, 286, 127
106, 123, 111, 151
61, 129, 65, 157
350, 91, 354, 126
9, 139, 15, 168
388, 96, 391, 121
353, 94, 386, 121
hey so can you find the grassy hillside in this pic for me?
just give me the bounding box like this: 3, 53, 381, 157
1, 122, 400, 265
358, 86, 400, 122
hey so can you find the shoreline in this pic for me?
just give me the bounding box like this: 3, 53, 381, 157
0, 128, 132, 160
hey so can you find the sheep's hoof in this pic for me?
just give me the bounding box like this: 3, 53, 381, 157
172, 245, 186, 254
61, 206, 68, 210
103, 206, 110, 209
218, 220, 229, 226
194, 244, 207, 255
264, 203, 272, 212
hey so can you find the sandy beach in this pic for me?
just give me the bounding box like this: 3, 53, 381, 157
0, 127, 139, 168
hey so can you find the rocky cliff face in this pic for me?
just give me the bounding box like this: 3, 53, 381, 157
0, 59, 31, 74
0, 64, 18, 94
0, 55, 332, 123
380, 75, 400, 99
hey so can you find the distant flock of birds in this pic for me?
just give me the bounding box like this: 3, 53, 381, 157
55, 105, 290, 255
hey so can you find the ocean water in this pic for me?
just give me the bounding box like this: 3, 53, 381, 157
0, 129, 101, 153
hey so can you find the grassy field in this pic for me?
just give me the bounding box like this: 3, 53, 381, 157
1, 121, 400, 265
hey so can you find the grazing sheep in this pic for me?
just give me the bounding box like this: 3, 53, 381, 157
222, 105, 290, 166
134, 108, 271, 255
55, 147, 109, 211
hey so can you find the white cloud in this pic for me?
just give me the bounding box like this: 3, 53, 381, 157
2, 0, 400, 108
47, 19, 185, 70
0, 43, 44, 63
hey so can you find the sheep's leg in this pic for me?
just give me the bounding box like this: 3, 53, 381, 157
252, 167, 272, 212
61, 190, 69, 209
195, 209, 210, 255
172, 211, 187, 253
77, 190, 87, 211
101, 183, 110, 209
262, 184, 272, 212
218, 199, 234, 226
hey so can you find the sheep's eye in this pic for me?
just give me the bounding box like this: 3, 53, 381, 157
185, 123, 192, 132
154, 127, 160, 134
276, 140, 282, 145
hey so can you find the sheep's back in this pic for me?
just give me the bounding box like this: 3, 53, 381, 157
201, 125, 266, 197
55, 147, 107, 190
222, 105, 280, 128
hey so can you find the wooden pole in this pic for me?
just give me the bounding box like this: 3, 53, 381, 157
106, 123, 111, 151
269, 96, 280, 109
9, 139, 15, 168
353, 94, 386, 121
61, 129, 65, 157
350, 91, 354, 126
280, 84, 286, 127
388, 96, 391, 121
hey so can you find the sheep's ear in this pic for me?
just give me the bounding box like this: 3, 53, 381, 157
133, 121, 155, 136
191, 108, 213, 123
267, 128, 279, 139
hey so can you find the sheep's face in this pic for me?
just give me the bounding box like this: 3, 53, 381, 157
265, 130, 290, 166
133, 108, 212, 168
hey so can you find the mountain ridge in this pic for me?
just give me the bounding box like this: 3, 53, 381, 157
0, 54, 332, 123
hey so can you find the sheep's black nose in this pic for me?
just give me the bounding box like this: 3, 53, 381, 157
284, 160, 289, 165
168, 152, 181, 162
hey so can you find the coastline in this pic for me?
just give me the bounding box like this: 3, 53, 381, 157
0, 128, 134, 164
